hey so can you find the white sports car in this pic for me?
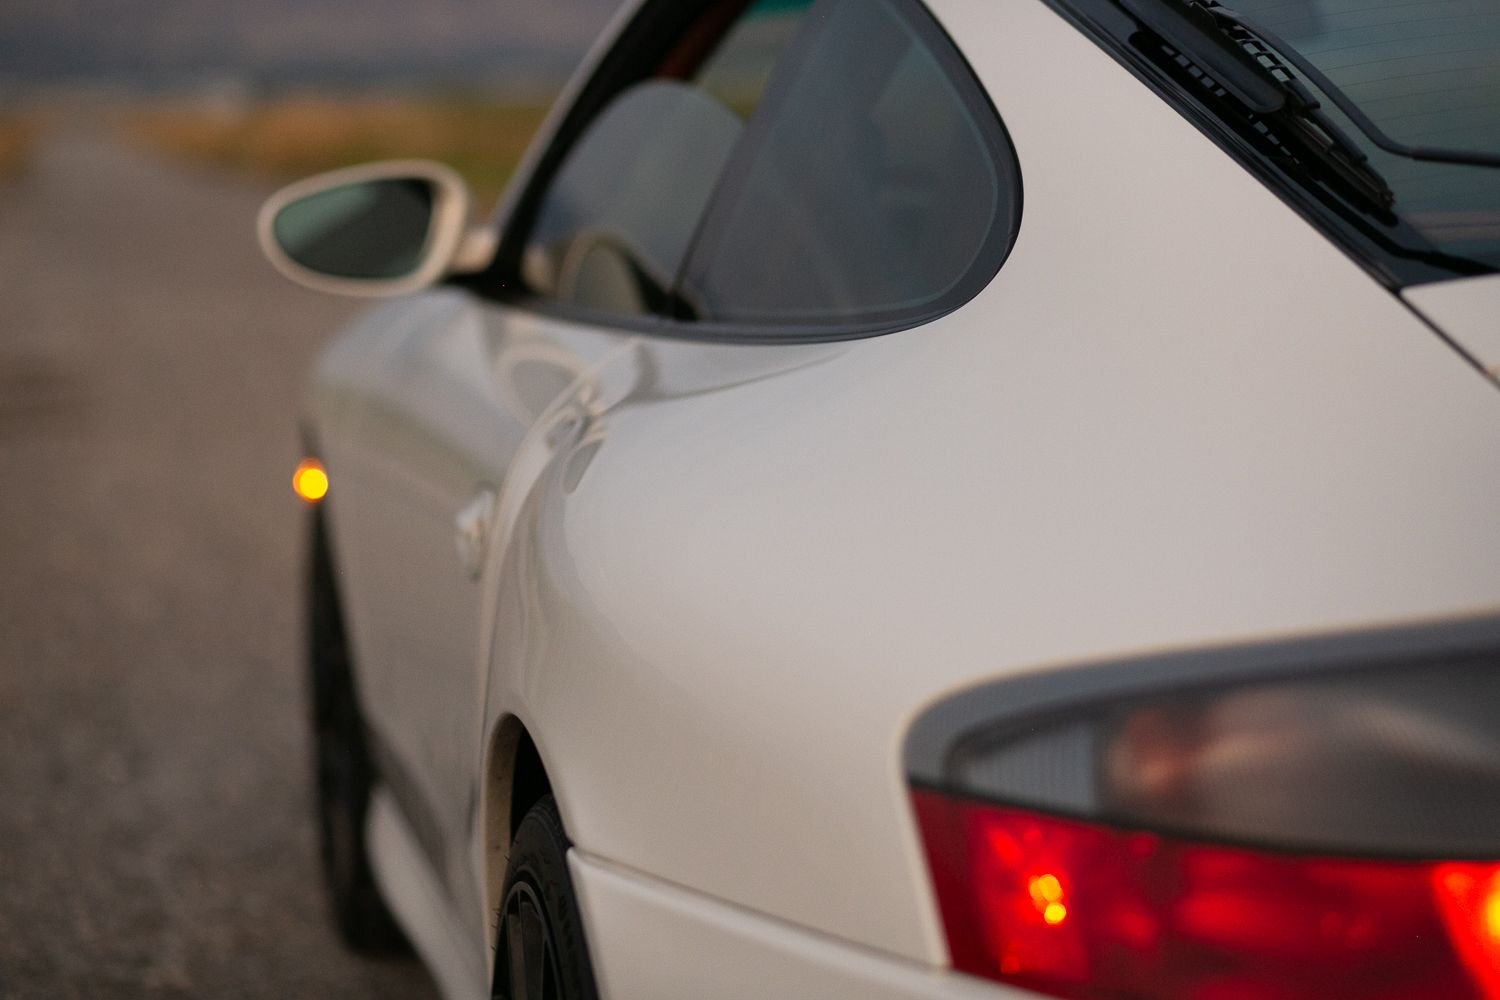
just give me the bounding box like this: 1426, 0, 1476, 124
258, 0, 1500, 997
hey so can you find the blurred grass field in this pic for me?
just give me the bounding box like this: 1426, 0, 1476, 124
123, 94, 552, 206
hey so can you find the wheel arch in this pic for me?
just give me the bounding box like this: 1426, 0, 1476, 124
482, 715, 556, 926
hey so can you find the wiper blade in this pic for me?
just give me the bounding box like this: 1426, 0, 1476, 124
1212, 4, 1500, 172
1119, 0, 1284, 114
1050, 0, 1496, 282
1121, 0, 1395, 209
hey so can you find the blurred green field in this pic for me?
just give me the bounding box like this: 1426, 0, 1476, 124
123, 95, 552, 207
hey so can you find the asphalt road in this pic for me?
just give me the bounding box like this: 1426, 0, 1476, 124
0, 128, 440, 999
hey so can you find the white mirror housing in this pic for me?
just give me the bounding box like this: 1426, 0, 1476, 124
257, 159, 496, 298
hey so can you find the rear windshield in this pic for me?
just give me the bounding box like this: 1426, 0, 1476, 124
1232, 0, 1500, 272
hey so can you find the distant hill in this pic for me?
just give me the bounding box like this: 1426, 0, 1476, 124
0, 0, 622, 93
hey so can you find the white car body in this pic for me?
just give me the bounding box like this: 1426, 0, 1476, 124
289, 0, 1500, 997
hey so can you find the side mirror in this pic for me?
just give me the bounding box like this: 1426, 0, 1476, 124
257, 160, 495, 297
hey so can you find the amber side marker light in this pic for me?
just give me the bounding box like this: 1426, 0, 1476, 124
292, 458, 329, 503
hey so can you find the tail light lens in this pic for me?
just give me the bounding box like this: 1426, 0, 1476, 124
913, 794, 1500, 999
906, 627, 1500, 999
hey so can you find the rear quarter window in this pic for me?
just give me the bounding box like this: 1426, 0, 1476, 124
677, 0, 1022, 334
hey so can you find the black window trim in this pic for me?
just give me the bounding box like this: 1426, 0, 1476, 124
464, 0, 1024, 346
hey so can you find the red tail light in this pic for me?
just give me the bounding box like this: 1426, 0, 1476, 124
912, 791, 1500, 999
905, 622, 1500, 998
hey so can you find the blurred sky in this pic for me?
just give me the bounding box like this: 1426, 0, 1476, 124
0, 0, 624, 97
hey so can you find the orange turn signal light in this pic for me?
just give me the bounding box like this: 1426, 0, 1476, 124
293, 458, 329, 503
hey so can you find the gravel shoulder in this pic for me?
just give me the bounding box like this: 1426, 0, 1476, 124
0, 128, 440, 999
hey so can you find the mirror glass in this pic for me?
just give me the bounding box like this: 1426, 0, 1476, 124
272, 178, 436, 280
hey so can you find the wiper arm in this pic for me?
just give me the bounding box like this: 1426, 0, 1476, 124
1134, 0, 1500, 172
1121, 0, 1395, 209
1212, 4, 1500, 172
1120, 0, 1284, 114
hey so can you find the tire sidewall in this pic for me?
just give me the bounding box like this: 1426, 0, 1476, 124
495, 796, 600, 1000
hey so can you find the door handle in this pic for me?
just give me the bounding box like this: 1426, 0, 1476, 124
453, 486, 498, 580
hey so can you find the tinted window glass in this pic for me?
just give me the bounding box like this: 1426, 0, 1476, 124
522, 82, 743, 315
1229, 0, 1500, 271
679, 0, 1016, 328
695, 0, 812, 118
519, 0, 812, 317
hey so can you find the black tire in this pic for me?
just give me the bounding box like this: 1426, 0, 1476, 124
492, 796, 600, 1000
307, 511, 406, 953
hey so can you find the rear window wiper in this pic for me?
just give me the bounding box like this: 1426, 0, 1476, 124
1120, 0, 1393, 209
1210, 3, 1500, 172
1120, 0, 1500, 209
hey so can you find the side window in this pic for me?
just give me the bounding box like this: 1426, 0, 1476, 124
693, 1, 810, 119
679, 0, 1019, 330
520, 0, 812, 318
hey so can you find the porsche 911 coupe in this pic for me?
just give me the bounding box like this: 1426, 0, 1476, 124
258, 0, 1500, 997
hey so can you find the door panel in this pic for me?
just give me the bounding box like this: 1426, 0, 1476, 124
318, 289, 623, 928
316, 0, 832, 964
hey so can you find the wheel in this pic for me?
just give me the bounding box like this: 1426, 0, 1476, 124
306, 511, 406, 953
492, 796, 600, 1000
